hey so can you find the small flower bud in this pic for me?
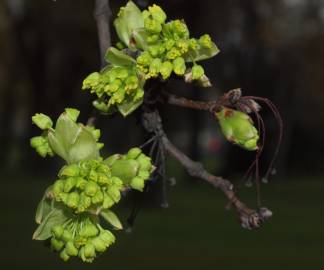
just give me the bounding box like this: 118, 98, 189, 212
103, 194, 114, 209
199, 34, 213, 49
65, 241, 78, 256
99, 230, 115, 246
60, 249, 70, 262
160, 61, 173, 80
84, 181, 99, 197
66, 192, 80, 209
91, 237, 107, 252
50, 237, 64, 251
51, 225, 64, 239
84, 243, 96, 258
126, 147, 142, 160
173, 57, 186, 75
64, 177, 77, 193
59, 164, 80, 177
148, 4, 167, 24
191, 65, 204, 80
61, 230, 73, 242
144, 18, 162, 34
130, 177, 145, 191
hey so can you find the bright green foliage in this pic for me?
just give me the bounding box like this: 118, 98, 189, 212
32, 113, 53, 130
30, 109, 102, 163
31, 109, 154, 262
216, 107, 260, 151
83, 1, 219, 117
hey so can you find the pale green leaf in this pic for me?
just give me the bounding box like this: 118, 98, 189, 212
100, 209, 123, 230
105, 47, 136, 67
117, 97, 143, 117
35, 186, 53, 224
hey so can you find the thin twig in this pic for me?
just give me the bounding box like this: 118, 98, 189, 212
94, 0, 112, 68
141, 110, 272, 229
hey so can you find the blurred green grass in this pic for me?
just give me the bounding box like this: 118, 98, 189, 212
1, 175, 323, 269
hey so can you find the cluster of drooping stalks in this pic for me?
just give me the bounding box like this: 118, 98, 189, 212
50, 217, 115, 262
30, 108, 154, 262
82, 1, 219, 116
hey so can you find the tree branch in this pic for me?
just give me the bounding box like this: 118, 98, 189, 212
141, 110, 272, 229
94, 0, 112, 68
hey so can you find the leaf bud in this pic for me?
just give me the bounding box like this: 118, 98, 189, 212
173, 57, 186, 75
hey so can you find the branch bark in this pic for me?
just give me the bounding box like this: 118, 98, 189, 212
141, 110, 272, 229
94, 0, 112, 68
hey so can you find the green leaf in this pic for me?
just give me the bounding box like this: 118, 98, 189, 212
105, 47, 136, 67
55, 112, 80, 150
184, 42, 220, 62
117, 97, 144, 117
100, 209, 123, 230
113, 1, 144, 48
47, 130, 69, 162
131, 28, 149, 50
65, 108, 80, 122
114, 1, 144, 47
32, 113, 53, 130
68, 126, 99, 164
32, 205, 70, 240
35, 186, 53, 224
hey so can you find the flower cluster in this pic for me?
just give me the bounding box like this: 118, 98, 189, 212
135, 4, 216, 81
50, 217, 115, 262
82, 66, 144, 114
216, 107, 259, 151
30, 135, 53, 157
52, 158, 123, 213
107, 147, 154, 191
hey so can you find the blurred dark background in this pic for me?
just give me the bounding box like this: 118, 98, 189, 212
0, 0, 323, 269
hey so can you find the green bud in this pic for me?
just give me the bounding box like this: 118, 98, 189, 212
148, 4, 167, 24
172, 20, 189, 38
59, 164, 80, 177
60, 249, 70, 262
99, 230, 115, 246
130, 177, 145, 191
61, 230, 73, 242
51, 225, 64, 239
82, 72, 100, 90
52, 179, 64, 197
93, 100, 109, 113
30, 136, 46, 148
142, 10, 150, 20
78, 193, 91, 212
92, 190, 104, 204
199, 34, 213, 49
164, 39, 175, 50
50, 237, 64, 251
144, 18, 162, 34
149, 58, 162, 78
80, 223, 99, 238
188, 38, 199, 50
192, 65, 204, 80
65, 241, 78, 256
84, 181, 99, 197
75, 177, 87, 190
32, 113, 53, 130
137, 51, 152, 67
216, 107, 259, 151
84, 243, 96, 258
138, 170, 150, 180
97, 173, 111, 186
173, 57, 186, 75
125, 75, 139, 92
166, 47, 181, 60
89, 169, 98, 182
91, 237, 107, 252
160, 61, 173, 80
126, 147, 142, 160
66, 192, 80, 209
107, 186, 121, 203
147, 34, 159, 44
104, 154, 121, 166
64, 177, 77, 193
102, 194, 114, 209
110, 159, 139, 184
176, 39, 189, 54
105, 79, 122, 94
